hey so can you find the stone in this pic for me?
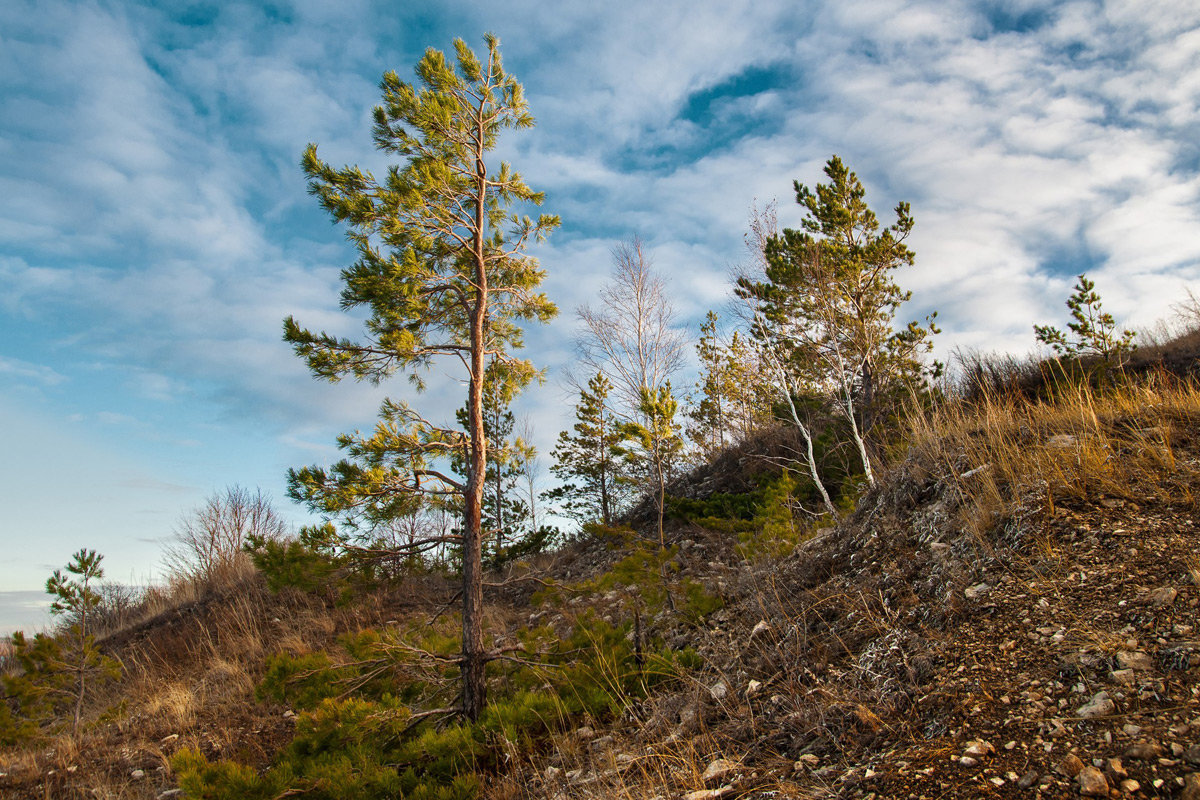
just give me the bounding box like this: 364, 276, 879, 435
1078, 766, 1109, 797
965, 583, 991, 600
683, 788, 733, 800
746, 680, 762, 697
1183, 773, 1200, 800
575, 725, 596, 739
709, 680, 729, 701
545, 766, 562, 781
1056, 753, 1085, 777
1017, 770, 1040, 789
701, 759, 739, 784
282, 709, 296, 720
963, 740, 995, 759
1148, 587, 1178, 607
1077, 691, 1115, 718
1110, 669, 1135, 685
1186, 744, 1200, 765
1124, 742, 1162, 760
1116, 651, 1154, 671
750, 620, 771, 638
1120, 779, 1140, 794
1105, 758, 1127, 779
1047, 434, 1078, 449
130, 770, 146, 780
959, 756, 979, 767
795, 754, 820, 770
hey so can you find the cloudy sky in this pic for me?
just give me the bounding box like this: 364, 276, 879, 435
1, 0, 1198, 607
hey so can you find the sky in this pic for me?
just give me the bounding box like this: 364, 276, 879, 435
2, 0, 1199, 617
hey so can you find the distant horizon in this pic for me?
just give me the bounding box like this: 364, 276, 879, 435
0, 591, 54, 638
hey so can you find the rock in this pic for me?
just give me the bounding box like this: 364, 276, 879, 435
709, 680, 729, 701
1056, 753, 1085, 777
750, 620, 771, 638
615, 754, 637, 767
795, 754, 820, 770
1186, 744, 1200, 765
683, 788, 733, 800
1147, 587, 1178, 607
1120, 779, 1140, 794
545, 766, 562, 781
589, 735, 614, 751
1017, 770, 1039, 789
701, 758, 739, 784
1183, 774, 1200, 800
965, 582, 991, 600
1110, 669, 1135, 685
1078, 767, 1109, 797
282, 709, 296, 720
746, 679, 762, 697
575, 725, 595, 740
1077, 691, 1115, 718
1105, 758, 1127, 779
130, 769, 146, 780
1123, 742, 1162, 760
959, 756, 979, 767
1047, 434, 1078, 449
1122, 723, 1142, 736
963, 740, 995, 759
1116, 651, 1154, 671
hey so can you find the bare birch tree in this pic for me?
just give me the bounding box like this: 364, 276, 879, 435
574, 237, 687, 421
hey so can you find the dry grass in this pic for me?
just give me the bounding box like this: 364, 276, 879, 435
906, 372, 1200, 542
143, 682, 199, 730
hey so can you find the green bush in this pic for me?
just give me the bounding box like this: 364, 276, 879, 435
246, 523, 346, 595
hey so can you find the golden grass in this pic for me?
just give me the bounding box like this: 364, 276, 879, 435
906, 372, 1200, 539
143, 681, 198, 730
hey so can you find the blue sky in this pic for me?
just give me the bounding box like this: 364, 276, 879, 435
1, 0, 1199, 611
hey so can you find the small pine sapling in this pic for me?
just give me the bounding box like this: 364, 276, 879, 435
1034, 274, 1136, 366
617, 384, 683, 550
46, 548, 121, 734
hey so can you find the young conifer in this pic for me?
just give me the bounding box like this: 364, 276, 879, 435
545, 373, 627, 527
1034, 274, 1136, 366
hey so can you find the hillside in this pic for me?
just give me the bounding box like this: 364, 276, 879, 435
4, 375, 1200, 799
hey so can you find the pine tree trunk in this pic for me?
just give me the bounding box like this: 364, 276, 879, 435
461, 116, 489, 723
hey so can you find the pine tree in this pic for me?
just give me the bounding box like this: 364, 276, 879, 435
618, 384, 683, 549
687, 312, 774, 457
545, 373, 627, 527
1034, 274, 1136, 366
283, 35, 557, 721
44, 549, 120, 735
738, 156, 938, 488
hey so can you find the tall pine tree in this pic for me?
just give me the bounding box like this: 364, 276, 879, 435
283, 35, 557, 720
